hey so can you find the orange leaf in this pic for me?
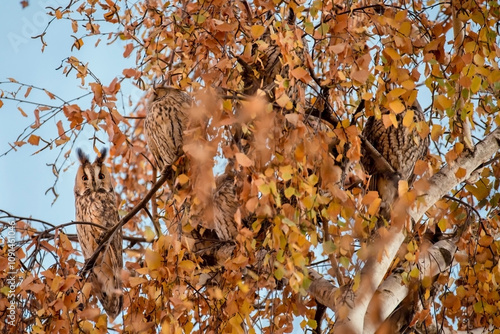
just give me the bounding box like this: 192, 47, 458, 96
28, 134, 40, 146
351, 69, 369, 84
14, 141, 26, 147
44, 89, 56, 100
123, 43, 134, 58
235, 152, 254, 167
56, 120, 67, 138
18, 107, 27, 117
291, 67, 309, 80
71, 20, 78, 33
455, 167, 466, 179
24, 86, 32, 98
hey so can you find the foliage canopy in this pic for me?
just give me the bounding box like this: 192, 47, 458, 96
1, 0, 500, 333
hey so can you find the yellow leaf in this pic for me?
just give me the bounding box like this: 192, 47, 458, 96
178, 260, 196, 272
471, 76, 482, 94
465, 181, 490, 200
235, 152, 254, 167
438, 219, 447, 233
402, 108, 414, 127
259, 183, 271, 195
436, 95, 452, 110
352, 272, 360, 291
177, 174, 189, 185
410, 266, 420, 278
431, 124, 443, 141
145, 249, 162, 270
387, 88, 406, 100
250, 25, 266, 39
401, 80, 415, 90
284, 187, 295, 198
388, 100, 405, 114
144, 226, 155, 242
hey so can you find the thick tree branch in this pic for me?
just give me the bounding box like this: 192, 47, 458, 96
313, 128, 500, 333
363, 239, 458, 333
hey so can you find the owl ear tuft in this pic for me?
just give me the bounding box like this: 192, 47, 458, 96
76, 148, 89, 164
96, 147, 108, 164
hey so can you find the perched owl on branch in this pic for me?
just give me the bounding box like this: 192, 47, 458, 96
145, 86, 193, 174
74, 148, 123, 319
361, 101, 429, 220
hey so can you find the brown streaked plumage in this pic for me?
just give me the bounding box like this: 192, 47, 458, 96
240, 9, 306, 101
145, 86, 193, 172
213, 172, 239, 241
361, 101, 429, 219
74, 148, 123, 319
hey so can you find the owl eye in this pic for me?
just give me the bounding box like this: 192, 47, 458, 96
82, 174, 88, 181
98, 172, 105, 180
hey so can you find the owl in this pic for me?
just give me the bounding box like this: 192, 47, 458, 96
145, 86, 193, 173
74, 148, 123, 319
361, 101, 429, 219
240, 9, 305, 100
213, 172, 240, 241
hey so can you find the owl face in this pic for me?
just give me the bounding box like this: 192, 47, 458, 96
74, 148, 114, 196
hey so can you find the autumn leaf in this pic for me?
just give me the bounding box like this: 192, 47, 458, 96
44, 89, 56, 100
123, 43, 134, 58
235, 152, 254, 167
145, 249, 162, 270
28, 134, 40, 146
251, 25, 266, 39
350, 69, 369, 84
18, 107, 27, 117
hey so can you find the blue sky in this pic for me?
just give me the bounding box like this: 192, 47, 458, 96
0, 0, 136, 228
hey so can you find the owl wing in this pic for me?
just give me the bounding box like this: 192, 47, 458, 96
213, 173, 239, 241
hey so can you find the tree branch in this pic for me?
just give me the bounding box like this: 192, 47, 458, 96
311, 128, 500, 333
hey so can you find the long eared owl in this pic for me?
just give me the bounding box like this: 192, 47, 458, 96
74, 148, 123, 319
361, 101, 429, 219
145, 86, 193, 172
